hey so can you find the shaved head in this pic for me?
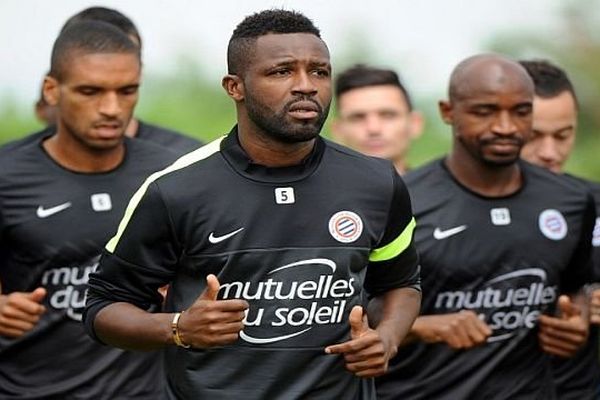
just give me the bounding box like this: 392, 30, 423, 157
448, 54, 534, 102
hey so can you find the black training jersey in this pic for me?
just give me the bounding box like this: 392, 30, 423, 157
376, 159, 594, 400
551, 175, 600, 400
1, 120, 201, 156
84, 127, 420, 400
0, 137, 178, 399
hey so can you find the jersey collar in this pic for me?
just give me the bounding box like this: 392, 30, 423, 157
220, 125, 325, 183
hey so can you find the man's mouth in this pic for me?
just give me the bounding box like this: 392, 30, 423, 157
288, 101, 320, 120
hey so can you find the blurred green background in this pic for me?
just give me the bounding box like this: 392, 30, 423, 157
1, 0, 598, 181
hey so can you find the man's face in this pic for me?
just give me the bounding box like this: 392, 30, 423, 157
241, 33, 332, 143
520, 91, 577, 173
441, 73, 533, 167
333, 85, 421, 165
44, 52, 141, 150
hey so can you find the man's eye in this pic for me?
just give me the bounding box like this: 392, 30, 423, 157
472, 109, 492, 116
312, 69, 330, 77
120, 87, 139, 95
79, 88, 99, 96
515, 107, 532, 116
271, 69, 290, 76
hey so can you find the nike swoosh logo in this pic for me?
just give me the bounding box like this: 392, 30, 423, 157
433, 225, 467, 240
36, 202, 72, 218
208, 227, 244, 244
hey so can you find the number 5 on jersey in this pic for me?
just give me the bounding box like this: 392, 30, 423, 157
275, 187, 295, 204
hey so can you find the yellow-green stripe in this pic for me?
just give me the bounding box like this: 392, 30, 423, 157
369, 217, 416, 262
106, 137, 225, 253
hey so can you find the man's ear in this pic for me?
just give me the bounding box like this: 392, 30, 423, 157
408, 111, 424, 140
438, 100, 453, 125
43, 76, 60, 106
222, 74, 244, 102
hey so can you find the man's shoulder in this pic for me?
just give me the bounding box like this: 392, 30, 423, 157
0, 130, 48, 169
136, 120, 202, 155
138, 136, 225, 186
323, 138, 395, 176
0, 127, 53, 154
403, 158, 445, 187
564, 173, 600, 192
523, 162, 593, 199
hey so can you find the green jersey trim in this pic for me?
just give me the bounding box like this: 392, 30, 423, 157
369, 217, 416, 262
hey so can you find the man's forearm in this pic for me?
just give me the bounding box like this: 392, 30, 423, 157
370, 287, 421, 350
94, 302, 175, 351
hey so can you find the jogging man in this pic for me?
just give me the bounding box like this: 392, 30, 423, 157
332, 64, 423, 174
84, 9, 421, 399
520, 59, 600, 400
375, 54, 595, 399
0, 21, 178, 399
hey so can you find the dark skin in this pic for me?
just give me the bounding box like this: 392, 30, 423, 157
406, 55, 588, 355
441, 55, 534, 197
94, 32, 421, 379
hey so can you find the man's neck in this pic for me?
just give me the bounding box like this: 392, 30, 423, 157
446, 151, 523, 197
43, 129, 126, 173
125, 118, 139, 137
393, 158, 408, 175
237, 121, 316, 168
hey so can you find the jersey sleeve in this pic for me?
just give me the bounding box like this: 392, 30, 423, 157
83, 180, 181, 341
365, 170, 420, 296
560, 192, 596, 294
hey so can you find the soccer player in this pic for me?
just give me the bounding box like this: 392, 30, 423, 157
375, 54, 595, 399
520, 59, 600, 400
0, 21, 179, 399
7, 6, 201, 155
83, 9, 421, 399
332, 64, 423, 174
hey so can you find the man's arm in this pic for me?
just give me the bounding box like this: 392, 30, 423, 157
92, 275, 248, 351
538, 293, 589, 358
537, 193, 596, 357
406, 311, 492, 349
326, 287, 420, 378
0, 288, 47, 338
325, 168, 421, 377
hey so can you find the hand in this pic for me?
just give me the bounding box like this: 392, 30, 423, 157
325, 305, 393, 378
412, 310, 492, 349
589, 288, 600, 325
0, 287, 47, 338
177, 274, 249, 348
538, 295, 588, 358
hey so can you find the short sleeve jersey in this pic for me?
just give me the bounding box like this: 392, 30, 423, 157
0, 137, 178, 399
375, 159, 594, 400
84, 128, 420, 400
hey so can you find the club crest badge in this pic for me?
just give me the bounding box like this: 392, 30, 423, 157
328, 211, 363, 243
538, 209, 568, 240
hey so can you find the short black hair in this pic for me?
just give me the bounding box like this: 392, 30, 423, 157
61, 6, 142, 49
519, 59, 578, 108
49, 20, 140, 80
227, 9, 321, 75
335, 64, 413, 111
